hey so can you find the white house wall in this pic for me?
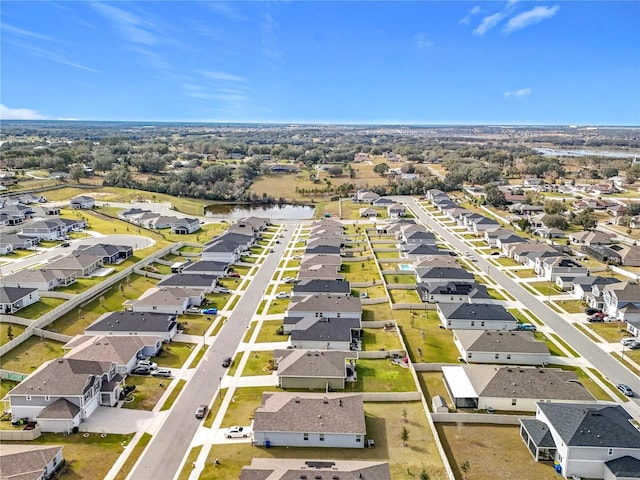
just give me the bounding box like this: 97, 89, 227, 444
463, 351, 549, 365
564, 447, 640, 480
252, 431, 364, 448
290, 340, 352, 351
38, 416, 81, 433
443, 319, 518, 331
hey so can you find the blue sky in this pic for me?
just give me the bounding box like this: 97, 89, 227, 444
1, 1, 638, 125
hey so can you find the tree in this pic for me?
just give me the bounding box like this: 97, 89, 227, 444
484, 184, 508, 207
573, 208, 598, 230
544, 200, 566, 215
327, 166, 343, 177
373, 163, 389, 175
402, 408, 408, 423
7, 325, 13, 340
400, 426, 409, 447
70, 165, 85, 183
459, 461, 471, 480
544, 214, 568, 230
627, 203, 640, 217
420, 470, 430, 480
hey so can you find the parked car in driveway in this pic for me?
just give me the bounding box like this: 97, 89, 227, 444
621, 337, 639, 346
131, 366, 151, 375
516, 323, 537, 331
275, 292, 290, 299
137, 360, 158, 370
359, 292, 369, 299
617, 384, 634, 396
587, 316, 604, 323
585, 308, 602, 315
224, 426, 249, 438
217, 287, 231, 294
227, 272, 240, 278
202, 307, 218, 315
195, 405, 208, 419
152, 368, 172, 378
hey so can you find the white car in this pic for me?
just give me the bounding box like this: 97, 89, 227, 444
275, 292, 290, 299
137, 360, 158, 370
283, 277, 297, 283
225, 426, 249, 438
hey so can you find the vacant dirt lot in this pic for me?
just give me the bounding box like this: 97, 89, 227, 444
437, 423, 558, 480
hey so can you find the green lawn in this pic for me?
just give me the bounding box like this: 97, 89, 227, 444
113, 433, 153, 480
362, 303, 394, 321
160, 379, 186, 411
1, 379, 19, 400
346, 359, 416, 392
255, 320, 287, 343
555, 299, 586, 314
533, 332, 566, 357
221, 386, 279, 427
177, 314, 215, 336
241, 350, 275, 376
375, 251, 400, 259
57, 276, 111, 294
122, 376, 172, 410
587, 321, 629, 343
47, 274, 158, 336
528, 281, 562, 296
3, 432, 134, 480
388, 289, 421, 303
177, 446, 203, 480
0, 323, 26, 346
384, 274, 416, 285
361, 327, 403, 351
266, 299, 289, 315
512, 269, 537, 278
154, 342, 196, 368
494, 257, 520, 267
205, 401, 445, 480
394, 310, 458, 363
12, 297, 66, 320
1, 337, 65, 373
342, 260, 381, 283
486, 288, 506, 300
188, 345, 208, 369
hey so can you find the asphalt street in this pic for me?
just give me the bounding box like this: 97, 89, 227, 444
129, 225, 294, 480
398, 196, 640, 411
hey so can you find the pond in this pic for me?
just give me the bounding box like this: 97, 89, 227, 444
204, 203, 315, 220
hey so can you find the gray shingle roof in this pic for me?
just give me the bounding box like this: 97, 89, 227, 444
86, 311, 177, 333
418, 281, 490, 299
604, 456, 640, 477
0, 286, 38, 303
519, 418, 556, 447
288, 295, 362, 313
182, 260, 230, 273
253, 392, 366, 434
455, 330, 549, 354
239, 459, 391, 480
292, 279, 351, 295
275, 349, 355, 378
36, 398, 81, 419
416, 267, 474, 281
158, 274, 217, 288
0, 444, 63, 479
538, 402, 640, 448
439, 303, 517, 322
291, 317, 361, 342
65, 335, 161, 365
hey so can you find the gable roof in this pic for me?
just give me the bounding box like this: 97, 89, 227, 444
75, 243, 132, 257
537, 402, 640, 448
604, 456, 640, 478
253, 392, 366, 434
288, 295, 362, 313
239, 459, 391, 480
455, 330, 549, 354
418, 281, 490, 299
290, 317, 361, 342
36, 397, 81, 419
275, 349, 355, 378
182, 260, 230, 273
439, 303, 517, 322
1, 268, 74, 285
65, 335, 161, 365
86, 311, 177, 334
0, 444, 64, 480
300, 254, 342, 267
415, 267, 474, 281
130, 287, 201, 307
46, 254, 102, 270
158, 274, 218, 288
603, 282, 640, 301
292, 279, 351, 295
0, 286, 38, 303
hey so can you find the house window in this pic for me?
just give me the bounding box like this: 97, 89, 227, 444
26, 395, 31, 401
470, 321, 475, 327
495, 354, 499, 359
506, 354, 511, 360
152, 306, 157, 310
45, 395, 50, 401
608, 448, 614, 456
303, 433, 309, 441
337, 312, 341, 318
480, 321, 485, 327
468, 353, 472, 359
319, 434, 325, 442
512, 399, 517, 406
356, 435, 361, 442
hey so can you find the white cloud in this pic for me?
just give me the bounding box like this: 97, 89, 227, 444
413, 33, 433, 48
504, 5, 560, 33
92, 2, 158, 46
0, 104, 48, 120
207, 2, 247, 22
459, 5, 482, 25
470, 6, 482, 15
200, 71, 246, 83
504, 88, 532, 98
473, 12, 505, 35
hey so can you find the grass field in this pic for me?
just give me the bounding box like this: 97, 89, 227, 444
346, 359, 417, 392
361, 327, 403, 351
255, 320, 287, 343
47, 274, 158, 336
396, 310, 458, 363
555, 299, 586, 313
160, 379, 186, 411
416, 371, 452, 408
342, 260, 381, 283
437, 424, 558, 480
388, 289, 421, 303
154, 342, 196, 368
1, 337, 65, 373
204, 400, 445, 480
0, 323, 26, 346
2, 432, 135, 480
241, 351, 275, 376
1, 379, 19, 400
122, 376, 172, 410
12, 297, 66, 320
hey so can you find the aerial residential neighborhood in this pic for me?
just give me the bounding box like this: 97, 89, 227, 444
1, 121, 640, 480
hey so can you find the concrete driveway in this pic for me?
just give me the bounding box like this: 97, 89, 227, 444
79, 406, 163, 434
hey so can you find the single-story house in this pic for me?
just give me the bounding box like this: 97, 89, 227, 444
181, 260, 230, 276
70, 195, 95, 209
284, 295, 362, 331
0, 286, 40, 314
157, 274, 218, 293
417, 281, 490, 304
239, 459, 391, 480
353, 189, 380, 204
359, 207, 378, 218
0, 444, 65, 480
305, 245, 341, 255
126, 287, 204, 315
291, 279, 351, 299
1, 268, 77, 291
442, 365, 594, 411
298, 264, 344, 281
0, 234, 38, 250
569, 230, 614, 246
415, 267, 474, 284
45, 254, 103, 278
453, 330, 550, 365
171, 217, 201, 234
85, 311, 179, 342
289, 317, 362, 351
274, 349, 357, 390
252, 392, 366, 448
437, 303, 518, 331
74, 244, 133, 264
520, 402, 640, 479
